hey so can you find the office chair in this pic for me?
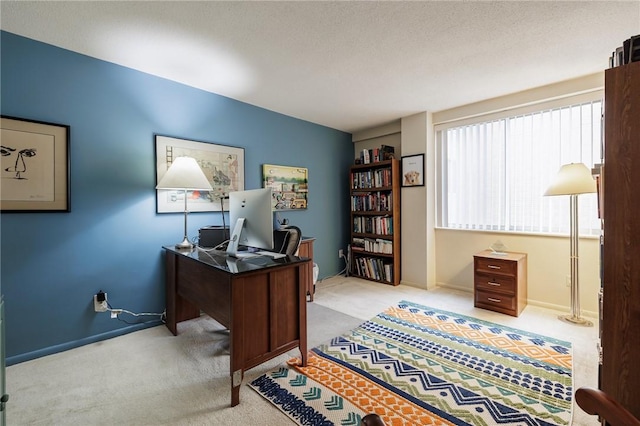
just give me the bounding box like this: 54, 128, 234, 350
273, 226, 302, 255
575, 387, 640, 426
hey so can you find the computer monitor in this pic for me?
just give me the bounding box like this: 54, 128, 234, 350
227, 188, 274, 257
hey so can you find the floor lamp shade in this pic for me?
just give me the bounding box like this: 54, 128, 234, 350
544, 163, 597, 196
156, 157, 213, 249
544, 162, 596, 326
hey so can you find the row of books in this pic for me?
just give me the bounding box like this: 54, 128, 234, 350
351, 192, 393, 212
352, 256, 393, 283
351, 237, 393, 254
358, 145, 395, 165
351, 168, 393, 189
610, 35, 640, 68
352, 215, 393, 235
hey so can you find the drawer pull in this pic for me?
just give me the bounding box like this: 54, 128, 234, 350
488, 281, 501, 286
488, 297, 501, 303
488, 265, 501, 270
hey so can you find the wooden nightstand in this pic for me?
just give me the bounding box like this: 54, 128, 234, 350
473, 250, 527, 317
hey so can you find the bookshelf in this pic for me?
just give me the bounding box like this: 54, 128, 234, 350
349, 159, 400, 285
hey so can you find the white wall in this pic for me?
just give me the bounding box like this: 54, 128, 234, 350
400, 112, 435, 289
431, 72, 603, 318
435, 229, 600, 316
352, 120, 401, 160
353, 73, 604, 318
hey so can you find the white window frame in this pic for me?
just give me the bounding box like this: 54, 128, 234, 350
435, 91, 603, 237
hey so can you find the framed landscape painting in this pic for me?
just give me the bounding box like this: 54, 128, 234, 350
262, 164, 308, 210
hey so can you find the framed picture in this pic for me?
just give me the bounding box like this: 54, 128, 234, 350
155, 135, 244, 213
1, 116, 70, 212
401, 154, 425, 187
262, 164, 308, 210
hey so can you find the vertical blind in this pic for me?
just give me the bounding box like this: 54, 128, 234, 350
437, 98, 602, 236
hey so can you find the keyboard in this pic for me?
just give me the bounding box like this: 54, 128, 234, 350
255, 251, 287, 259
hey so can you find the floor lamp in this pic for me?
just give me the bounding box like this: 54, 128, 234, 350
156, 156, 213, 249
544, 163, 596, 326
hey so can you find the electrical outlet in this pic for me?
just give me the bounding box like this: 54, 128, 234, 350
94, 292, 108, 312
338, 249, 344, 258
565, 275, 571, 287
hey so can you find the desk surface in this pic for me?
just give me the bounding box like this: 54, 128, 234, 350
164, 245, 310, 274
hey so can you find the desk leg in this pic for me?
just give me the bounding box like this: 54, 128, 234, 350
231, 370, 243, 407
230, 283, 243, 407
299, 263, 309, 367
165, 252, 179, 335
164, 251, 201, 336
307, 261, 314, 303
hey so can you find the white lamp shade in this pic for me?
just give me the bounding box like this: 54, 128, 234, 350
544, 163, 596, 196
156, 157, 213, 190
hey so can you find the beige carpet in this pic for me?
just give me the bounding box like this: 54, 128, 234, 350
6, 276, 600, 425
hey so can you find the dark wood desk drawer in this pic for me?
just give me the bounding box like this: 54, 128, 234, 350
475, 257, 517, 276
475, 273, 516, 295
475, 290, 517, 314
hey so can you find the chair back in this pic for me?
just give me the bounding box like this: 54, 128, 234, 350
575, 387, 640, 426
273, 226, 302, 255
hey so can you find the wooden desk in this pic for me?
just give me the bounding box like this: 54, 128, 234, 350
298, 237, 316, 301
164, 246, 310, 407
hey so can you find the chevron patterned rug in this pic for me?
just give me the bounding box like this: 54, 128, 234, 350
250, 300, 573, 425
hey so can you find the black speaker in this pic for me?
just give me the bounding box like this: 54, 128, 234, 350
198, 226, 228, 248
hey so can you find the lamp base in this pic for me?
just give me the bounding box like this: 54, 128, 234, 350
558, 314, 593, 327
175, 237, 194, 250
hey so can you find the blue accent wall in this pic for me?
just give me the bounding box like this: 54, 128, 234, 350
0, 31, 353, 364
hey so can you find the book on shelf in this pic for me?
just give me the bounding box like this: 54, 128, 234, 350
352, 215, 393, 235
353, 256, 393, 283
609, 34, 640, 67
361, 148, 371, 164
355, 145, 397, 165
351, 237, 393, 254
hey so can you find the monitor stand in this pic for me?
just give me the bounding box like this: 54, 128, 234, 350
226, 218, 257, 258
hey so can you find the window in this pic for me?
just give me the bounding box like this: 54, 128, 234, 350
436, 95, 601, 236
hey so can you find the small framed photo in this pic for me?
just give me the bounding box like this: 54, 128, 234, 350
1, 116, 70, 212
401, 154, 424, 187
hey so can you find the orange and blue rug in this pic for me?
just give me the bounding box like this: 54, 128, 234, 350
250, 300, 573, 425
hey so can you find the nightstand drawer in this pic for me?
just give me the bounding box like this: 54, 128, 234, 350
475, 290, 517, 314
475, 257, 517, 276
475, 273, 516, 295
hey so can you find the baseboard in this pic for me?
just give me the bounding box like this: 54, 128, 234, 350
435, 283, 473, 294
525, 299, 598, 319
436, 283, 597, 319
6, 320, 161, 366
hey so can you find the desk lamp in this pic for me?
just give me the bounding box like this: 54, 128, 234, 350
156, 156, 213, 249
544, 162, 596, 326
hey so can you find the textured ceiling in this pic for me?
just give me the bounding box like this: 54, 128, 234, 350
1, 1, 639, 133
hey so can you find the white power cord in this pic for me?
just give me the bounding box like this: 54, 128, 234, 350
106, 302, 165, 325
317, 248, 349, 282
